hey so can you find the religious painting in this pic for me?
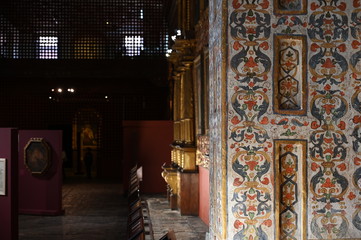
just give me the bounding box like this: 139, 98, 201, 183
81, 123, 97, 147
24, 138, 51, 175
274, 0, 307, 15
0, 158, 6, 196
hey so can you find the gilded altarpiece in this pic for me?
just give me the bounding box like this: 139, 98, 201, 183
208, 0, 361, 239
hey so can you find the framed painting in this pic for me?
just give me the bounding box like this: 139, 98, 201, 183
0, 158, 6, 196
24, 138, 52, 175
274, 0, 307, 15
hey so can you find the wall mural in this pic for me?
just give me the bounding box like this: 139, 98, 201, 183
308, 0, 350, 239
221, 0, 361, 239
351, 0, 361, 235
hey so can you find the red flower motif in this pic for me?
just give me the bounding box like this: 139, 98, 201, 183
260, 117, 269, 125
321, 178, 335, 188
310, 2, 319, 10
311, 43, 320, 52
354, 116, 361, 124
261, 177, 269, 185
322, 104, 335, 115
324, 84, 332, 91
348, 192, 356, 200
245, 56, 258, 68
337, 2, 346, 11
311, 162, 320, 171
354, 157, 361, 166
337, 121, 346, 130
322, 58, 336, 68
233, 41, 243, 51
352, 40, 361, 49
244, 100, 257, 110
247, 194, 257, 200
260, 0, 269, 9
337, 44, 346, 52
232, 0, 241, 9
259, 42, 269, 50
311, 121, 320, 129
234, 220, 243, 229
246, 161, 258, 171
263, 219, 272, 227
355, 0, 361, 8
247, 205, 257, 211
233, 178, 243, 186
245, 133, 254, 140
337, 163, 346, 171
231, 116, 241, 125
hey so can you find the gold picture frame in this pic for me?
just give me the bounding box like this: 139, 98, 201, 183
24, 138, 51, 175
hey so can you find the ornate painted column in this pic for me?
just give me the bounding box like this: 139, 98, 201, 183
209, 0, 361, 239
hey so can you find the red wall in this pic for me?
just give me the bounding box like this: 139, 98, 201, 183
18, 130, 63, 215
0, 128, 18, 240
122, 121, 173, 194
199, 166, 210, 225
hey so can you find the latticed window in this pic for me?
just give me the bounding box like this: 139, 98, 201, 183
0, 0, 168, 59
38, 36, 58, 59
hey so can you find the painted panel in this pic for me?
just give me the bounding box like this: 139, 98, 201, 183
274, 0, 307, 15
274, 35, 307, 115
275, 140, 307, 240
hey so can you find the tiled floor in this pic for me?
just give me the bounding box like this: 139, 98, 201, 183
18, 176, 209, 240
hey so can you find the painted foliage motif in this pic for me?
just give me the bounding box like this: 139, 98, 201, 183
351, 0, 361, 233
222, 0, 361, 239
308, 0, 351, 239
229, 0, 273, 239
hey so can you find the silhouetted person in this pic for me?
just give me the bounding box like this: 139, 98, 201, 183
84, 148, 93, 179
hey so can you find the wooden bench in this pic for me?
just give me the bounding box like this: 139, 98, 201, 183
127, 164, 153, 240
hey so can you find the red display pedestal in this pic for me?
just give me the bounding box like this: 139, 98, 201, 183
18, 130, 63, 215
0, 128, 19, 240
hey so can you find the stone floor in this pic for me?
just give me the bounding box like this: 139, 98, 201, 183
18, 175, 209, 240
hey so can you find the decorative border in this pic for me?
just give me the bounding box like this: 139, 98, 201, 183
273, 35, 307, 115
0, 158, 6, 196
274, 0, 307, 15
274, 140, 307, 240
